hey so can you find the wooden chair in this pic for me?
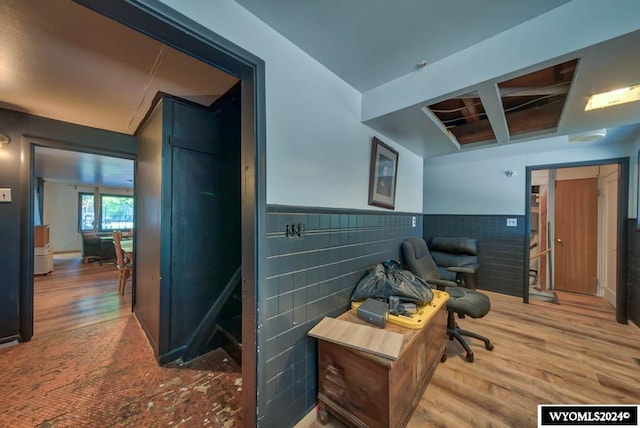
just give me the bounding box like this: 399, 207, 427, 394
112, 231, 132, 295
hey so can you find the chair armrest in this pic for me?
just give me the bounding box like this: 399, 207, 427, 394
447, 263, 479, 275
427, 278, 458, 290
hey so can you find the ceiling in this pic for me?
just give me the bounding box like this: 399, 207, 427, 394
0, 0, 238, 188
1, 0, 640, 181
236, 0, 572, 92
34, 146, 135, 190
238, 0, 640, 157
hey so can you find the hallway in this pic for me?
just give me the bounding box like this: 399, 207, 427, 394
4, 255, 243, 427
0, 314, 241, 427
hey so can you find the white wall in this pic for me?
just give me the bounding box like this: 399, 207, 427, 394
42, 182, 133, 252
424, 135, 637, 215
156, 0, 423, 213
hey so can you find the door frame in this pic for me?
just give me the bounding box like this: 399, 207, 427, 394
69, 1, 265, 426
21, 139, 137, 344
524, 157, 629, 324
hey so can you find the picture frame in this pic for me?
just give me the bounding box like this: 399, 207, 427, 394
368, 136, 399, 210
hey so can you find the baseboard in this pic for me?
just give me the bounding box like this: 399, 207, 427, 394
159, 345, 185, 365
0, 336, 19, 347
134, 310, 159, 358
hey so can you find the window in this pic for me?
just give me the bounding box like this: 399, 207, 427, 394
100, 194, 134, 231
78, 192, 134, 232
78, 192, 95, 232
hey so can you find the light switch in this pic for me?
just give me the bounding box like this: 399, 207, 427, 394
506, 218, 517, 227
0, 188, 11, 202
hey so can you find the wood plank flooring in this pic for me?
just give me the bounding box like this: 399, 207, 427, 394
34, 253, 132, 337
32, 261, 640, 427
296, 290, 640, 428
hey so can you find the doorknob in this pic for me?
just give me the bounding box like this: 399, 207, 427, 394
556, 238, 563, 243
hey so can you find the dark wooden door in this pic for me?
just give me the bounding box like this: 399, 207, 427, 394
163, 87, 241, 353
554, 178, 598, 294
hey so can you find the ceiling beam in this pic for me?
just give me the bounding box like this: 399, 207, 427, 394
420, 106, 461, 150
504, 100, 564, 136
477, 84, 510, 144
461, 98, 481, 123
450, 119, 496, 145
451, 83, 570, 99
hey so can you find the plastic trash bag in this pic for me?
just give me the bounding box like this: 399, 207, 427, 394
350, 260, 434, 305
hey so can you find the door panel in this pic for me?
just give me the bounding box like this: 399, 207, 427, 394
554, 178, 598, 294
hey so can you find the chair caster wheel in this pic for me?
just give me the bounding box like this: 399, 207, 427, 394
465, 353, 474, 363
485, 342, 494, 351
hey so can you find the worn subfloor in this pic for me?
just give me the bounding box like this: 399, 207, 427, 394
0, 315, 242, 427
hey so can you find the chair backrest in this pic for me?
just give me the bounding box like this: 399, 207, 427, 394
401, 238, 441, 281
112, 231, 126, 268
428, 237, 478, 280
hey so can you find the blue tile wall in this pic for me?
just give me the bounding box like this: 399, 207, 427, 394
258, 206, 423, 427
423, 214, 526, 296
627, 219, 640, 327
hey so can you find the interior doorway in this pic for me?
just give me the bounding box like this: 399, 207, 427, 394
31, 145, 135, 337
525, 159, 629, 324
17, 1, 264, 424
71, 2, 263, 425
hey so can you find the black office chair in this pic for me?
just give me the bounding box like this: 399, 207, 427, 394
401, 237, 493, 362
428, 237, 480, 289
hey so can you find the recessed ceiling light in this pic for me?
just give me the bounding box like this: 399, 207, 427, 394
568, 128, 607, 143
585, 84, 640, 111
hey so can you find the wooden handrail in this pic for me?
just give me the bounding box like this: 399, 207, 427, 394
530, 247, 552, 260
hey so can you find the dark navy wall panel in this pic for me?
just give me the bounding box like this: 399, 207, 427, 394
258, 206, 423, 427
424, 214, 526, 297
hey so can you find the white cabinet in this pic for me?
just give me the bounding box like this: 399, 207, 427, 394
35, 225, 53, 275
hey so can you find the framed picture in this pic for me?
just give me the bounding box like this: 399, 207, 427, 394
368, 137, 399, 210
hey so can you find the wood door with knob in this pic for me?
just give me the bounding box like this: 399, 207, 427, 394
554, 178, 598, 294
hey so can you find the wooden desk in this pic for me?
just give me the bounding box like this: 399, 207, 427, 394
315, 292, 448, 427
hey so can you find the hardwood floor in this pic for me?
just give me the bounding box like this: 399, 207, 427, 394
532, 289, 616, 321
34, 253, 132, 337
31, 262, 640, 427
296, 290, 640, 428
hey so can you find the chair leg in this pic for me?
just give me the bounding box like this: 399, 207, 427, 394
118, 271, 125, 295
448, 329, 476, 362
119, 269, 131, 296
458, 328, 494, 351
446, 311, 494, 362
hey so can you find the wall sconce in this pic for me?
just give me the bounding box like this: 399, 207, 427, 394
505, 170, 516, 178
0, 133, 10, 148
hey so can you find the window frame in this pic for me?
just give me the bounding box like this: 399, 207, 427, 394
98, 193, 134, 232
77, 191, 96, 232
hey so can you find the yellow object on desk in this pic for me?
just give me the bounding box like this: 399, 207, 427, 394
351, 289, 449, 329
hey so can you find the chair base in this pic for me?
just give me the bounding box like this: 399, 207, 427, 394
447, 312, 493, 362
